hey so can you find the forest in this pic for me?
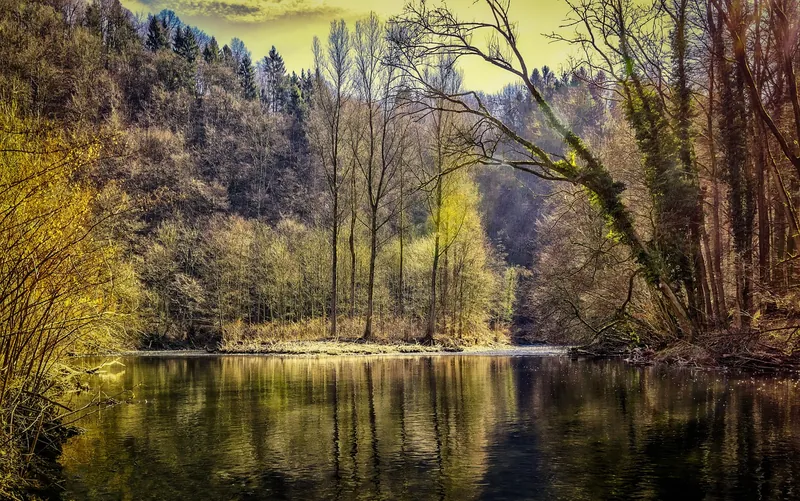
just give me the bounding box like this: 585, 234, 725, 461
1, 0, 800, 496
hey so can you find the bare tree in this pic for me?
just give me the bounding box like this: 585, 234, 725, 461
405, 56, 472, 344
311, 20, 351, 339
389, 0, 698, 336
351, 13, 408, 340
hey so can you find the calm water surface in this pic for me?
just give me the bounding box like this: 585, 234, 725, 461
60, 355, 800, 500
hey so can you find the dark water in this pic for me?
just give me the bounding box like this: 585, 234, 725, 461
59, 355, 800, 500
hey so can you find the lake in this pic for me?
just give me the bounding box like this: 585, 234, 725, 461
59, 354, 800, 500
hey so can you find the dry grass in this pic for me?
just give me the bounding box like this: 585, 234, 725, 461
218, 340, 454, 355
218, 317, 511, 355
221, 317, 421, 343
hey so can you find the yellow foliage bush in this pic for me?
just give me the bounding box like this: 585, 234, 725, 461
0, 104, 137, 496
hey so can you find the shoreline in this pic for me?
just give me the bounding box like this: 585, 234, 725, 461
72, 343, 569, 359
72, 343, 799, 372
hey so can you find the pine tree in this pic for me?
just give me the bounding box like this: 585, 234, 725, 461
172, 26, 184, 54
221, 44, 234, 68
264, 46, 286, 112
286, 72, 308, 149
300, 69, 313, 103
145, 15, 168, 52
238, 55, 257, 101
84, 2, 102, 37
174, 26, 199, 63
203, 37, 220, 64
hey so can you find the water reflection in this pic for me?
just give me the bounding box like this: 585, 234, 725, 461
60, 356, 800, 500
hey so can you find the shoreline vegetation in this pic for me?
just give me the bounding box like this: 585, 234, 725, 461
89, 340, 800, 371
83, 343, 568, 357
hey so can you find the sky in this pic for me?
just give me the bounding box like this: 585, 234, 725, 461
120, 0, 575, 93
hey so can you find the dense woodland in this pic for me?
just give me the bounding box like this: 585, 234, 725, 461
2, 0, 800, 496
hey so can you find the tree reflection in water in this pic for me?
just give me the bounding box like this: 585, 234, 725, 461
61, 356, 800, 500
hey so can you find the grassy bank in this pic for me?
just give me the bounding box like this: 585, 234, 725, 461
215, 317, 512, 354
217, 340, 457, 355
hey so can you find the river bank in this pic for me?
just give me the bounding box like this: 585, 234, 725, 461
571, 334, 800, 372
84, 342, 568, 358
81, 337, 800, 372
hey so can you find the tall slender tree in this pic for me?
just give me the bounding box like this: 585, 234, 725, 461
262, 46, 287, 113
239, 55, 258, 101
311, 20, 352, 339
352, 13, 406, 340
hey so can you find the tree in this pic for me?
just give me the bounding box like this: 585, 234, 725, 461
221, 44, 234, 67
425, 59, 469, 344
351, 13, 407, 340
0, 104, 136, 486
203, 36, 220, 63
230, 37, 250, 67
84, 0, 139, 61
174, 25, 199, 63
145, 15, 169, 52
390, 0, 698, 337
262, 46, 287, 113
239, 55, 258, 101
311, 20, 352, 339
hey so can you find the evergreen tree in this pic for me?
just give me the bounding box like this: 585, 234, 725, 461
105, 0, 139, 55
286, 73, 308, 139
83, 2, 102, 37
300, 69, 313, 103
221, 44, 234, 68
174, 26, 199, 63
263, 46, 286, 112
203, 36, 220, 63
172, 25, 184, 55
145, 15, 168, 52
530, 68, 541, 87
156, 9, 182, 40
238, 55, 257, 101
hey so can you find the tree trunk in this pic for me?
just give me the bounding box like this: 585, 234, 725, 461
696, 190, 715, 324
773, 178, 787, 291
349, 166, 357, 319
707, 6, 728, 325
423, 177, 443, 345
700, 222, 717, 321
331, 190, 338, 339
756, 124, 771, 291
363, 213, 378, 340
441, 248, 450, 337
424, 238, 439, 345
398, 167, 405, 317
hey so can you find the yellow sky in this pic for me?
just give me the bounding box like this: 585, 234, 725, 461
121, 0, 575, 92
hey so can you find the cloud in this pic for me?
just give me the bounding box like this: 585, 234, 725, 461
141, 0, 346, 23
